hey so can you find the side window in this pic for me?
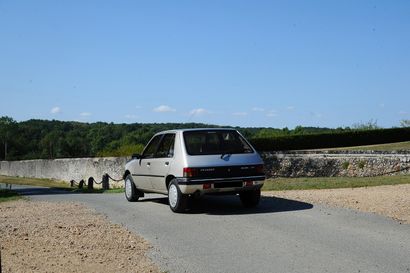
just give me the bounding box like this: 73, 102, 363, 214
155, 134, 175, 158
142, 135, 162, 159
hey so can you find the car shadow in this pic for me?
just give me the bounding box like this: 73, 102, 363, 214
5, 184, 313, 216
141, 195, 313, 215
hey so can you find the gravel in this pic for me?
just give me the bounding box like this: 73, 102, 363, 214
264, 184, 410, 224
0, 200, 160, 273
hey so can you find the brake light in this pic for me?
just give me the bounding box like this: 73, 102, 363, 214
183, 167, 199, 178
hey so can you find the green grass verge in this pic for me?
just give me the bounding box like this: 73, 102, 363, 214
0, 189, 21, 202
0, 175, 71, 189
314, 141, 410, 151
262, 175, 410, 191
0, 175, 124, 194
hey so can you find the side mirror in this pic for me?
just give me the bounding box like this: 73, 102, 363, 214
132, 153, 141, 159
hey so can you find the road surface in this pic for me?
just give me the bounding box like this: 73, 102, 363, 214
7, 184, 410, 273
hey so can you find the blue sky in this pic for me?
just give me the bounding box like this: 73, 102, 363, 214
0, 1, 409, 128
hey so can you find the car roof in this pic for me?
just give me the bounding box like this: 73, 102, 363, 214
156, 128, 237, 135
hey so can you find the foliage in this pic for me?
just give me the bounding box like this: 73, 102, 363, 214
251, 127, 410, 151
0, 116, 17, 160
0, 189, 21, 202
342, 162, 350, 170
401, 120, 410, 128
1, 116, 409, 160
97, 144, 145, 157
352, 119, 380, 130
358, 161, 366, 169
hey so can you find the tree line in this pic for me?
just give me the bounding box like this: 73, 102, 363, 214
0, 116, 408, 160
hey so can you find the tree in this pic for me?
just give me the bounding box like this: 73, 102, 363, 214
400, 120, 410, 128
0, 116, 16, 160
352, 119, 380, 130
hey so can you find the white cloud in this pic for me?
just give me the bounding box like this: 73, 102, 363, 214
135, 105, 142, 109
266, 110, 278, 117
125, 114, 138, 119
286, 106, 295, 111
232, 112, 248, 116
80, 112, 92, 117
153, 105, 176, 112
379, 103, 385, 108
399, 110, 408, 115
50, 106, 61, 114
189, 108, 208, 116
252, 107, 265, 112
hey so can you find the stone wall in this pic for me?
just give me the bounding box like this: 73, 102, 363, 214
0, 157, 129, 188
0, 151, 409, 188
262, 151, 410, 178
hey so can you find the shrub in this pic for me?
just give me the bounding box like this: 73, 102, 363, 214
358, 161, 366, 169
342, 162, 350, 170
250, 127, 410, 151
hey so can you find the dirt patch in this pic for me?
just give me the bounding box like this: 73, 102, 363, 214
0, 200, 160, 273
264, 184, 410, 224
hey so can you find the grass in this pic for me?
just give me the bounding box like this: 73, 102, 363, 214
0, 175, 124, 194
314, 141, 410, 151
0, 175, 71, 189
0, 189, 21, 202
262, 175, 410, 191
3, 174, 409, 194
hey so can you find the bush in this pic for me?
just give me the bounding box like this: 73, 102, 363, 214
250, 127, 410, 151
342, 162, 350, 170
358, 161, 366, 169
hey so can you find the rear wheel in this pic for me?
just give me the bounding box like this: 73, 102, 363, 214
124, 175, 141, 202
168, 179, 188, 213
239, 188, 261, 208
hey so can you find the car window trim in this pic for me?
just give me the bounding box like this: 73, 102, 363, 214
183, 130, 255, 156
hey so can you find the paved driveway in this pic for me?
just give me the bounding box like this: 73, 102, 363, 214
9, 184, 410, 273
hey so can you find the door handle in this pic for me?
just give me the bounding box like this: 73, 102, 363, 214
146, 162, 151, 166
165, 162, 169, 166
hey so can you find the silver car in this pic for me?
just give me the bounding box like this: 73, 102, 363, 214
123, 128, 265, 212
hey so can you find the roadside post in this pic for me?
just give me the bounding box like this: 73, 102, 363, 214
102, 174, 110, 190
87, 177, 94, 190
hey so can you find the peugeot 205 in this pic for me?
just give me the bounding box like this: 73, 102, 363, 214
123, 128, 265, 212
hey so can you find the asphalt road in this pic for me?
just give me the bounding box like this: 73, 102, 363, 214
8, 184, 410, 273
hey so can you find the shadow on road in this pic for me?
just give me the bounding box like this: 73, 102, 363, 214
6, 183, 313, 216
1, 184, 105, 196
142, 195, 313, 215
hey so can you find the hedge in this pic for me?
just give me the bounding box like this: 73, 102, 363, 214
250, 127, 410, 151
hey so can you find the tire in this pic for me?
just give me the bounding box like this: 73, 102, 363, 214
124, 174, 141, 202
168, 179, 188, 213
239, 188, 261, 208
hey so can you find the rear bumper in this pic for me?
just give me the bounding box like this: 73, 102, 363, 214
176, 175, 265, 194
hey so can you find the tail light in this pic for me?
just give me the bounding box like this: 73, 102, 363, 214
183, 167, 199, 178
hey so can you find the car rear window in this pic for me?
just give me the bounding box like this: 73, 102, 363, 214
183, 130, 254, 155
